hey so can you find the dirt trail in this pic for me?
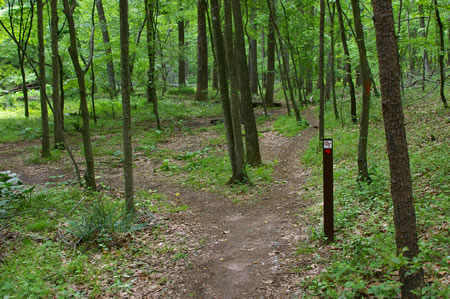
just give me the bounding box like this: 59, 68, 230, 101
178, 109, 318, 298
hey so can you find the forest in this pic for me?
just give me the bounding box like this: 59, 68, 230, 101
0, 0, 448, 297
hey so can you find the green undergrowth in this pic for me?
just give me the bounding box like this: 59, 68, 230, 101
0, 185, 192, 297
297, 87, 449, 298
273, 114, 310, 137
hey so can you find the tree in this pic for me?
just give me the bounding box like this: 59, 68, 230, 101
319, 0, 325, 143
120, 0, 135, 212
434, 0, 448, 108
96, 0, 117, 98
210, 0, 246, 183
336, 0, 357, 123
351, 0, 371, 182
264, 3, 275, 107
37, 0, 49, 158
145, 0, 161, 130
371, 0, 424, 296
178, 3, 186, 87
327, 0, 339, 120
50, 0, 64, 147
62, 0, 96, 190
231, 0, 262, 166
195, 0, 208, 101
0, 0, 34, 119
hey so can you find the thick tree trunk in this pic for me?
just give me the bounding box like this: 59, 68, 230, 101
50, 0, 64, 148
336, 0, 356, 122
145, 0, 161, 130
223, 0, 246, 183
96, 0, 117, 98
120, 0, 135, 212
319, 0, 325, 142
434, 0, 448, 108
371, 1, 424, 297
264, 8, 275, 107
351, 0, 371, 183
178, 20, 186, 86
37, 0, 50, 158
210, 0, 247, 183
63, 0, 96, 190
231, 0, 262, 166
196, 0, 209, 101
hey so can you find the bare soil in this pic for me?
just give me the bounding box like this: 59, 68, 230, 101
0, 107, 319, 298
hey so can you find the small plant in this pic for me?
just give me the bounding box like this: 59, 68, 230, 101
0, 171, 35, 215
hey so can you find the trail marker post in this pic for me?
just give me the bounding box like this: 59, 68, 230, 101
323, 138, 334, 242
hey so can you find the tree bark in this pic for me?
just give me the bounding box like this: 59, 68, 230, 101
145, 0, 161, 130
196, 0, 209, 101
351, 0, 371, 182
434, 0, 448, 108
210, 0, 247, 183
120, 0, 135, 212
319, 0, 325, 143
231, 0, 262, 166
264, 6, 275, 107
371, 1, 424, 297
63, 0, 96, 190
178, 19, 186, 86
336, 0, 356, 123
327, 0, 339, 120
96, 0, 117, 98
50, 0, 64, 147
248, 13, 258, 95
37, 0, 50, 158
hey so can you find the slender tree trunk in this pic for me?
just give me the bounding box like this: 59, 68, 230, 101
223, 0, 246, 183
18, 51, 29, 118
196, 0, 209, 101
206, 6, 218, 90
248, 13, 258, 94
63, 0, 96, 190
434, 0, 448, 108
37, 0, 50, 157
211, 0, 247, 183
327, 1, 339, 120
50, 0, 64, 147
120, 0, 135, 212
58, 55, 65, 129
336, 0, 357, 123
129, 17, 147, 94
371, 1, 424, 297
319, 0, 325, 143
267, 0, 301, 121
96, 0, 117, 98
145, 0, 161, 130
231, 0, 262, 166
351, 0, 371, 182
178, 19, 186, 86
264, 6, 275, 107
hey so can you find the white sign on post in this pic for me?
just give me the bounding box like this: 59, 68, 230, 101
324, 140, 333, 149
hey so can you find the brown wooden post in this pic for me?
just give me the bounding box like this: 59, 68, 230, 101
323, 138, 334, 242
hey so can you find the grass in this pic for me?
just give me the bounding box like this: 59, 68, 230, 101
273, 114, 310, 137
296, 85, 449, 298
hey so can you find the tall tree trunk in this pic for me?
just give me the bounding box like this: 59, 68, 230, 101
62, 0, 96, 190
206, 5, 218, 90
336, 0, 357, 123
96, 0, 117, 98
351, 0, 371, 182
264, 6, 275, 107
231, 0, 262, 166
145, 0, 161, 130
50, 0, 64, 148
37, 0, 50, 158
248, 13, 258, 94
371, 1, 424, 297
210, 0, 247, 183
327, 0, 339, 120
267, 0, 301, 121
319, 0, 325, 143
223, 0, 246, 183
120, 0, 135, 212
129, 17, 147, 94
59, 55, 65, 129
18, 51, 29, 118
434, 0, 448, 108
178, 19, 186, 86
196, 0, 209, 101
418, 4, 430, 91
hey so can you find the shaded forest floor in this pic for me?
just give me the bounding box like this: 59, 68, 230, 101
0, 101, 322, 297
0, 87, 448, 298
